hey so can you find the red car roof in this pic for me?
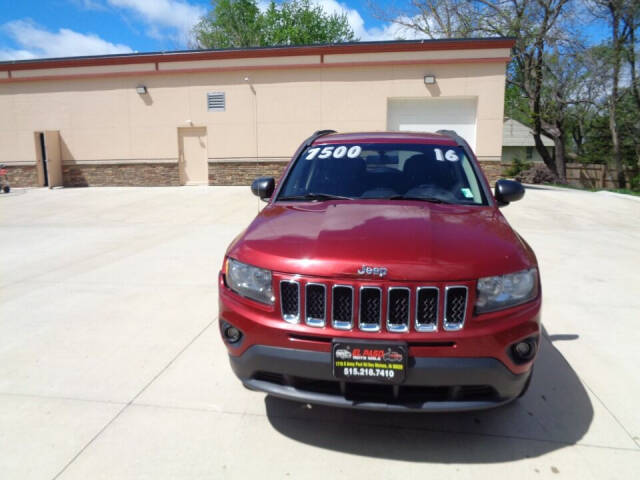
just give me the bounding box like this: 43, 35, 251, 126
313, 131, 459, 146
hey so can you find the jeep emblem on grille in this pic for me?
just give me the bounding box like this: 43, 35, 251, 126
357, 265, 388, 277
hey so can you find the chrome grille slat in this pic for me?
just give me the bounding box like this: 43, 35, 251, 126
387, 287, 410, 332
415, 287, 439, 332
305, 283, 326, 327
280, 280, 300, 324
359, 286, 382, 331
332, 285, 353, 330
444, 286, 468, 331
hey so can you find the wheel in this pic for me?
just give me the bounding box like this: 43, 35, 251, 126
518, 367, 534, 398
2, 185, 9, 193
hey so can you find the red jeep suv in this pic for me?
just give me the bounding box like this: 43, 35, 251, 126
218, 130, 541, 412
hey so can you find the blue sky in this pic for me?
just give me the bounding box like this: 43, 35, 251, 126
0, 0, 609, 61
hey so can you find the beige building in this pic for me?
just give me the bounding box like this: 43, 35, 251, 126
502, 117, 554, 164
0, 38, 514, 188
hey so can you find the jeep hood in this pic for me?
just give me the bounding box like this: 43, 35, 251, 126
227, 201, 536, 282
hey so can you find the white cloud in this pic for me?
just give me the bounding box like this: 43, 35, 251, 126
0, 19, 133, 60
258, 0, 426, 41
0, 48, 37, 61
106, 0, 206, 45
310, 0, 427, 41
360, 16, 428, 41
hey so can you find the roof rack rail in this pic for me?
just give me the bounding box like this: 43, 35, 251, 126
436, 129, 466, 146
303, 129, 337, 147
437, 129, 495, 201
437, 129, 476, 158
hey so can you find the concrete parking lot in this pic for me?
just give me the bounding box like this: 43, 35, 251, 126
1, 185, 639, 479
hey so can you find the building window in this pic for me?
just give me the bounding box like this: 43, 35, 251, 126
207, 92, 225, 112
526, 147, 533, 160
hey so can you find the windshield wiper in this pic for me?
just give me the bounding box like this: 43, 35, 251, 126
278, 192, 354, 202
388, 195, 452, 204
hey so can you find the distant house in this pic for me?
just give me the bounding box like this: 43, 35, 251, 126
502, 118, 554, 164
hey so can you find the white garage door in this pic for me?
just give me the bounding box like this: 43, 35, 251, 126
387, 98, 477, 150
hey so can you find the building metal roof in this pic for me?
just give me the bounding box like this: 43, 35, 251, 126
0, 37, 514, 71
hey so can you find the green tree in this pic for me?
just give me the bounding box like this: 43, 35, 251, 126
504, 84, 531, 126
262, 0, 356, 45
192, 0, 356, 49
193, 0, 263, 49
588, 0, 634, 187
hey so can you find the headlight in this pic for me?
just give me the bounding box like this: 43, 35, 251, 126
475, 268, 538, 313
226, 258, 274, 305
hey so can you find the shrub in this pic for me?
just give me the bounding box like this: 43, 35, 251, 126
505, 157, 532, 177
515, 164, 561, 184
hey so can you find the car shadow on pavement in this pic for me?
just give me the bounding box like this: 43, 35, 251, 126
265, 330, 592, 463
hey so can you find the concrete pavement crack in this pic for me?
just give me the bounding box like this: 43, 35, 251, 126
542, 329, 640, 449
50, 317, 216, 480
0, 391, 127, 406
582, 383, 640, 449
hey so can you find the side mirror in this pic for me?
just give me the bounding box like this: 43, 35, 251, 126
495, 179, 525, 207
251, 176, 275, 201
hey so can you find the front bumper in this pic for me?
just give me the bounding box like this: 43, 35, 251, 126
230, 344, 531, 412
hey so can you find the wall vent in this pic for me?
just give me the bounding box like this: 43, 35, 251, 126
207, 92, 225, 112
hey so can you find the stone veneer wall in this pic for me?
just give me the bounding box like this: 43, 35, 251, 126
12, 159, 630, 190
6, 160, 508, 188
4, 165, 39, 187
211, 160, 507, 186
477, 160, 503, 185
209, 161, 289, 186
63, 163, 180, 187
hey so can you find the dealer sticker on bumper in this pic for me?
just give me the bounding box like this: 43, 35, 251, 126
332, 341, 407, 384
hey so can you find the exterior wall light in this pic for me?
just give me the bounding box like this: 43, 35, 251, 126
424, 75, 436, 85
136, 85, 148, 94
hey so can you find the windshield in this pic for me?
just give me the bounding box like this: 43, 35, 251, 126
277, 143, 487, 205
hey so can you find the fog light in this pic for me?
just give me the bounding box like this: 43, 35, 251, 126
224, 326, 242, 343
512, 339, 536, 363
515, 342, 531, 357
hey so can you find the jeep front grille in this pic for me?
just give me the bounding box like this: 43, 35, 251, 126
332, 285, 353, 330
387, 287, 410, 332
444, 286, 468, 330
359, 287, 382, 331
305, 283, 326, 327
280, 281, 300, 323
278, 279, 468, 332
416, 287, 439, 332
